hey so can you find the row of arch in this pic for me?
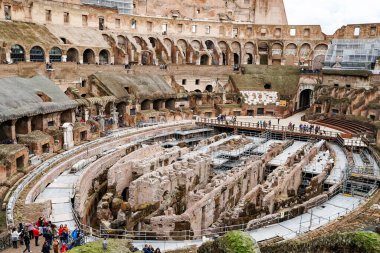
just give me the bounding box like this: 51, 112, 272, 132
9, 45, 111, 64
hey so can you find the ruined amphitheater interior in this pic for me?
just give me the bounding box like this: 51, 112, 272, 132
0, 0, 379, 252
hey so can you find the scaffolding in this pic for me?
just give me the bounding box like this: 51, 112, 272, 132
324, 39, 380, 70
81, 0, 133, 14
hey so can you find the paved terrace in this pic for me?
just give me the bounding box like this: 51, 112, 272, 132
196, 118, 339, 141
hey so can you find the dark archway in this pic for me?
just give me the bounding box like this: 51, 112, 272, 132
222, 53, 227, 65
83, 49, 95, 64
141, 51, 153, 65
153, 99, 163, 111
10, 44, 25, 63
233, 53, 240, 65
246, 53, 253, 64
67, 48, 79, 62
30, 46, 45, 62
205, 40, 214, 50
299, 89, 313, 110
166, 98, 175, 110
205, 85, 213, 92
99, 49, 110, 64
141, 100, 152, 110
49, 47, 62, 62
200, 55, 209, 65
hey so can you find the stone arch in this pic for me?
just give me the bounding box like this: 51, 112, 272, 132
299, 43, 312, 58
162, 38, 174, 63
191, 40, 201, 51
284, 43, 298, 66
49, 47, 62, 62
141, 99, 152, 110
205, 85, 213, 92
10, 44, 25, 63
218, 41, 230, 65
83, 49, 95, 64
243, 42, 255, 64
165, 98, 175, 110
67, 48, 79, 63
148, 37, 156, 48
117, 35, 127, 50
299, 89, 313, 110
99, 49, 110, 64
141, 51, 153, 65
133, 36, 146, 50
176, 39, 187, 63
153, 99, 163, 110
258, 42, 269, 65
30, 46, 45, 62
231, 42, 241, 65
312, 44, 328, 70
205, 40, 214, 50
271, 43, 283, 57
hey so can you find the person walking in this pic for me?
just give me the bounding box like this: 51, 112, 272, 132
22, 233, 31, 253
33, 225, 40, 246
41, 241, 50, 253
11, 228, 21, 248
53, 239, 59, 253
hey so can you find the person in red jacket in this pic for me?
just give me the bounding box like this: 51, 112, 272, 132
60, 243, 68, 252
32, 225, 40, 246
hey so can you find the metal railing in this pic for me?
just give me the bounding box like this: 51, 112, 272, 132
196, 118, 338, 138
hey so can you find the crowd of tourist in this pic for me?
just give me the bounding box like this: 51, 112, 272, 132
10, 217, 82, 253
142, 244, 161, 253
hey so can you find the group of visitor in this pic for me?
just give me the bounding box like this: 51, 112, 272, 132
216, 114, 237, 123
143, 244, 161, 253
10, 217, 82, 253
299, 124, 323, 134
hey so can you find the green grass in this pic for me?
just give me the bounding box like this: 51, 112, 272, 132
69, 239, 137, 253
198, 231, 260, 253
260, 231, 380, 253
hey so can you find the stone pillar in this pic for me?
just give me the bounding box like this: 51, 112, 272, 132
189, 52, 193, 64
95, 56, 100, 64
111, 105, 119, 129
6, 52, 11, 63
10, 120, 16, 142
84, 108, 90, 121
62, 55, 67, 62
110, 56, 115, 64
62, 123, 74, 150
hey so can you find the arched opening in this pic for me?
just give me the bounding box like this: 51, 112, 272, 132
49, 47, 62, 62
99, 49, 109, 64
222, 53, 227, 65
30, 46, 45, 62
83, 49, 95, 64
205, 40, 214, 50
264, 83, 272, 90
200, 55, 209, 65
153, 99, 163, 111
141, 100, 152, 110
313, 55, 325, 70
245, 53, 253, 64
299, 89, 313, 110
233, 53, 239, 65
15, 117, 29, 135
10, 44, 25, 63
141, 51, 153, 65
258, 42, 269, 65
67, 48, 79, 62
31, 115, 43, 131
166, 98, 175, 110
205, 85, 213, 92
148, 37, 156, 48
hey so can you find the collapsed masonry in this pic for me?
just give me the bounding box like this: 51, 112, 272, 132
82, 130, 345, 240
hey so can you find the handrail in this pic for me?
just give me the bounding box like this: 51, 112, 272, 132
196, 117, 338, 138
